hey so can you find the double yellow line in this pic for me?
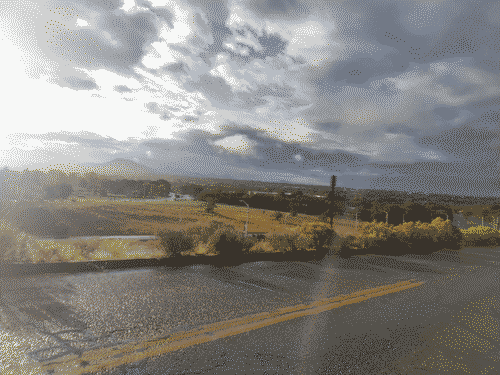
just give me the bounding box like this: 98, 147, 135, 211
31, 279, 423, 374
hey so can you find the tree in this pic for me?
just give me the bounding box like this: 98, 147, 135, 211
318, 212, 329, 223
298, 222, 336, 254
387, 204, 405, 225
482, 204, 500, 228
402, 200, 429, 223
44, 183, 73, 200
205, 198, 217, 214
369, 201, 386, 222
180, 183, 205, 197
152, 179, 171, 197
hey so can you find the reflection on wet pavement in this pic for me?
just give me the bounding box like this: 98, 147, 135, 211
0, 246, 499, 374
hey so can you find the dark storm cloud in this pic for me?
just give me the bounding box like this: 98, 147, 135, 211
237, 27, 289, 60
4, 0, 500, 196
417, 120, 499, 163
137, 0, 175, 29
96, 11, 159, 70
186, 0, 233, 63
246, 0, 309, 19
162, 62, 187, 74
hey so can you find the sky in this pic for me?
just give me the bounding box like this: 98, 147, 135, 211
1, 0, 499, 196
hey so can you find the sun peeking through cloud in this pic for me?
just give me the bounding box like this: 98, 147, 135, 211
213, 135, 256, 156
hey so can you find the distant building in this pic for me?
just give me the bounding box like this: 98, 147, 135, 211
249, 191, 278, 195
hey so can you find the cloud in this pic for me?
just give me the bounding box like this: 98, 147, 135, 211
63, 76, 98, 90
2, 0, 500, 196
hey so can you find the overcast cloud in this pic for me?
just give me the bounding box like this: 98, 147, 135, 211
1, 0, 499, 196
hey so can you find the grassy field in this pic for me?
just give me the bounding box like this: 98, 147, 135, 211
0, 198, 360, 263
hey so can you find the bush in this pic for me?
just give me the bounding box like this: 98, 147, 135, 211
186, 221, 224, 244
0, 221, 42, 263
156, 228, 195, 257
249, 241, 275, 253
461, 225, 500, 247
265, 229, 299, 253
273, 212, 284, 221
297, 221, 336, 252
0, 225, 18, 261
209, 227, 251, 257
193, 242, 213, 255
347, 218, 463, 255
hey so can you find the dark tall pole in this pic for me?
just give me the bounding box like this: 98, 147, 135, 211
328, 175, 337, 228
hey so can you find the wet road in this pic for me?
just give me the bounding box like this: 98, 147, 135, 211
1, 245, 499, 374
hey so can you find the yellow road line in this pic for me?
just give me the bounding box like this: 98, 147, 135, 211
26, 279, 426, 374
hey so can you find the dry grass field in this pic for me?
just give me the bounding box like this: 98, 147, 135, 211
0, 198, 360, 263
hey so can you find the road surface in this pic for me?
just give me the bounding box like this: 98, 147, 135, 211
1, 245, 499, 374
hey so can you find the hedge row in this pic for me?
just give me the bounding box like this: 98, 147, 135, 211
340, 217, 463, 256
460, 225, 500, 247
156, 221, 336, 257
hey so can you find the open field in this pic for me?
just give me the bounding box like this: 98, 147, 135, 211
2, 197, 360, 236
0, 198, 360, 263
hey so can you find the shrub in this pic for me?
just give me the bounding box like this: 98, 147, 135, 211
156, 228, 195, 257
193, 242, 214, 255
186, 221, 225, 244
297, 221, 336, 252
430, 218, 463, 250
461, 225, 500, 247
265, 229, 299, 253
72, 239, 102, 259
0, 221, 43, 263
349, 218, 463, 255
0, 225, 18, 261
249, 241, 275, 253
209, 227, 250, 257
336, 235, 361, 257
273, 212, 284, 221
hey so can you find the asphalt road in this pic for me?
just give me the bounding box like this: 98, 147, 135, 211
1, 245, 499, 375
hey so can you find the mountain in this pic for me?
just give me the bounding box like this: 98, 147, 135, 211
81, 158, 159, 179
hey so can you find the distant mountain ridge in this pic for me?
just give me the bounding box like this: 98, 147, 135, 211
82, 158, 158, 179
0, 160, 498, 206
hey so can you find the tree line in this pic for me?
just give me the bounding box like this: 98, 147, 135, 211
2, 169, 498, 227
0, 169, 171, 201
184, 177, 500, 227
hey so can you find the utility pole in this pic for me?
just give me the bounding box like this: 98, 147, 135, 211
385, 211, 388, 224
240, 200, 249, 237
